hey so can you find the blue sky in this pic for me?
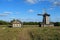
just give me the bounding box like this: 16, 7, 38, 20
0, 0, 60, 22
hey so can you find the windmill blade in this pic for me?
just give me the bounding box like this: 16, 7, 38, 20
37, 14, 43, 16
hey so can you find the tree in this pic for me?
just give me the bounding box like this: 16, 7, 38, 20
0, 20, 10, 25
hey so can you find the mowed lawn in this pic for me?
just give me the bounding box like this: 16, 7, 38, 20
0, 26, 60, 40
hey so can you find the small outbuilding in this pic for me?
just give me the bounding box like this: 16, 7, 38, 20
12, 19, 22, 27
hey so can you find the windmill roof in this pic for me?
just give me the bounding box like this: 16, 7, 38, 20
43, 13, 50, 16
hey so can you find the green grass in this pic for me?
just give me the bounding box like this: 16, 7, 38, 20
0, 26, 60, 40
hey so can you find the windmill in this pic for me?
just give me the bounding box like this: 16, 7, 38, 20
37, 9, 54, 27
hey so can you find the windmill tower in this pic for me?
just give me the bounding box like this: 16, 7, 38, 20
38, 9, 54, 27
43, 13, 50, 24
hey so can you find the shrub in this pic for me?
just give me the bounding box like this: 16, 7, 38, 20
54, 22, 60, 26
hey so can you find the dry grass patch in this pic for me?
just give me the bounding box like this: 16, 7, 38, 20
0, 27, 60, 40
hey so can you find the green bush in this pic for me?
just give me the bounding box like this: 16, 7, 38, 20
54, 22, 60, 26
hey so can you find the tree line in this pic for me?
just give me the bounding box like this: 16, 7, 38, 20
0, 20, 10, 25
0, 20, 60, 26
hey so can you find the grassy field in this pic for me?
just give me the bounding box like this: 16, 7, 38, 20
0, 26, 60, 40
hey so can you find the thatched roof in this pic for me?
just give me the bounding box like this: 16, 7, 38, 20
12, 19, 22, 24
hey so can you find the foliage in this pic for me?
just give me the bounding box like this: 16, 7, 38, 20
54, 22, 60, 26
0, 20, 10, 25
23, 22, 40, 25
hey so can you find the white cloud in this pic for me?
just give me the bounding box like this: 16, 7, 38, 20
4, 0, 13, 2
0, 12, 12, 16
47, 0, 60, 7
28, 9, 34, 13
25, 0, 40, 4
25, 0, 54, 4
49, 7, 54, 10
39, 0, 46, 1
3, 12, 12, 14
53, 1, 60, 6
47, 6, 54, 10
0, 14, 7, 16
